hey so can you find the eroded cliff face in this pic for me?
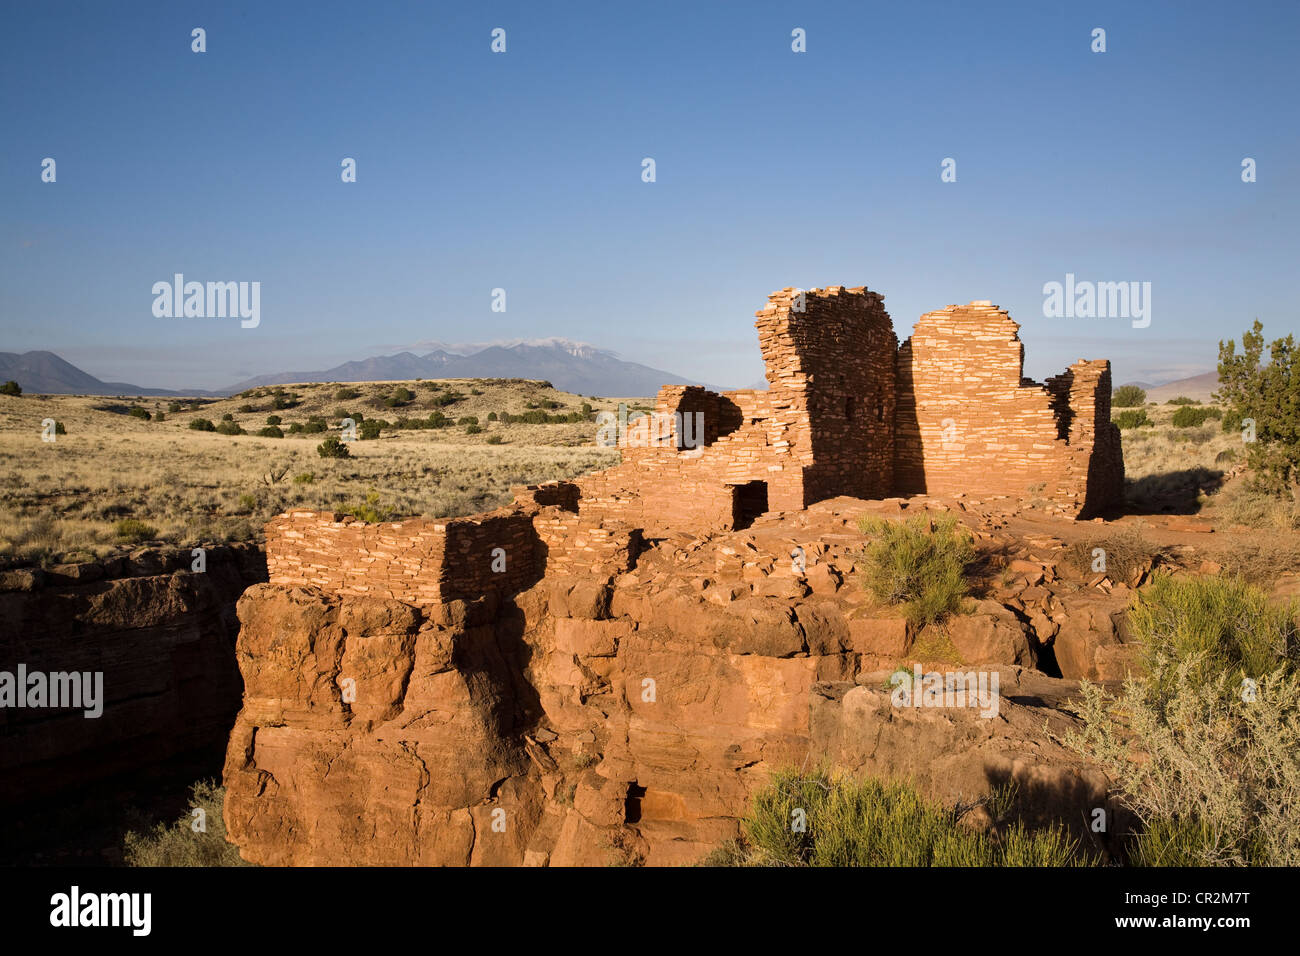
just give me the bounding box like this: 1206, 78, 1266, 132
223, 495, 1127, 866
0, 545, 265, 809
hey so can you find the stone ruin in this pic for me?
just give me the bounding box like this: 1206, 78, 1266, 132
581, 286, 1123, 530
222, 283, 1128, 866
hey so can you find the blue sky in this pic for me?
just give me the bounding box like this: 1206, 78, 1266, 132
2, 0, 1296, 390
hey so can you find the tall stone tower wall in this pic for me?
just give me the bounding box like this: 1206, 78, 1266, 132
894, 301, 1122, 516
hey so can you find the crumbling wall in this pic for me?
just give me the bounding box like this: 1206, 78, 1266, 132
266, 508, 540, 606
757, 286, 898, 503
576, 286, 898, 534
894, 301, 1123, 516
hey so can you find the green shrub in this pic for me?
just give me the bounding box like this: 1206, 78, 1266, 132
257, 425, 284, 438
53, 420, 66, 435
236, 403, 255, 413
1113, 385, 1147, 407
1171, 406, 1221, 428
707, 768, 1088, 867
122, 780, 250, 867
1, 380, 22, 396
486, 434, 504, 445
1129, 573, 1297, 693
358, 419, 382, 440
1114, 409, 1152, 429
856, 513, 975, 626
487, 411, 498, 421
1067, 664, 1300, 866
167, 401, 182, 413
188, 418, 216, 432
1166, 396, 1198, 405
432, 390, 465, 407
465, 423, 482, 434
127, 406, 150, 420
341, 490, 389, 523
334, 387, 361, 401
237, 493, 258, 512
114, 518, 157, 543
155, 411, 165, 422
301, 421, 326, 434
215, 421, 243, 436
293, 472, 315, 484
287, 422, 304, 434
457, 416, 479, 426
385, 387, 415, 408
317, 437, 350, 459
1217, 320, 1300, 494
221, 412, 234, 422
265, 415, 281, 426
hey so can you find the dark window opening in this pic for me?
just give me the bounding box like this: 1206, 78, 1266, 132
731, 481, 768, 530
845, 396, 855, 420
625, 782, 647, 824
875, 397, 885, 422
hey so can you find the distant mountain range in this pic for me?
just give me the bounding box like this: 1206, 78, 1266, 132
223, 340, 715, 396
0, 341, 718, 398
0, 351, 206, 396
1122, 370, 1219, 403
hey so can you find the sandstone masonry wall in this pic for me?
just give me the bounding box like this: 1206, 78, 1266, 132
576, 286, 899, 535
894, 301, 1122, 516
266, 508, 540, 605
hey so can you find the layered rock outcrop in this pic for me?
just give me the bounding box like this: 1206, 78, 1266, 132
1, 545, 265, 808
223, 493, 1134, 865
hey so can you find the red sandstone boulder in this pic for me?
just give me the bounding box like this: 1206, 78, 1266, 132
942, 601, 1035, 667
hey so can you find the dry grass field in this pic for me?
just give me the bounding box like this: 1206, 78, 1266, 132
0, 378, 632, 565
3, 381, 1297, 569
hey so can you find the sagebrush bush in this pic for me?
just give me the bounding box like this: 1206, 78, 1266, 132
188, 418, 215, 432
123, 780, 250, 867
856, 513, 974, 626
1067, 664, 1300, 866
706, 768, 1090, 867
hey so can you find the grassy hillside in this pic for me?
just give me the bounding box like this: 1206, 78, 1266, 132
0, 378, 635, 565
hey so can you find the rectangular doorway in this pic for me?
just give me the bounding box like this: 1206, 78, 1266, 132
731, 481, 768, 530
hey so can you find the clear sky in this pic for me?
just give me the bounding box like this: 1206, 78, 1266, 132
2, 0, 1296, 390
